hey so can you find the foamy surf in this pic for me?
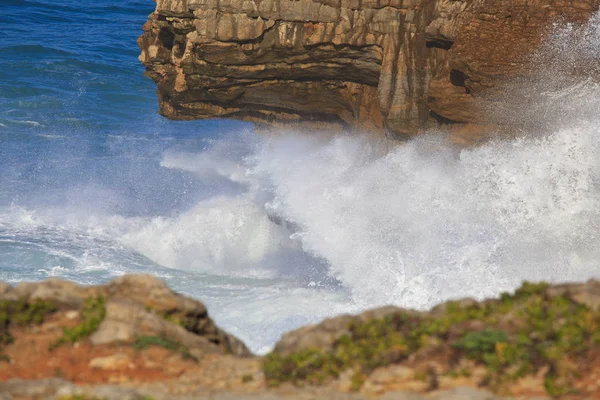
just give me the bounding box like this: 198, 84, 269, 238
1, 1, 599, 354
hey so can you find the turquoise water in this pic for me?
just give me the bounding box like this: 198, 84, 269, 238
2, 1, 600, 353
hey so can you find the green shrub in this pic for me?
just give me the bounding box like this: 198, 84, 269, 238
262, 281, 600, 396
51, 296, 106, 350
0, 298, 57, 359
453, 329, 509, 362
264, 315, 410, 387
0, 298, 57, 327
133, 335, 197, 362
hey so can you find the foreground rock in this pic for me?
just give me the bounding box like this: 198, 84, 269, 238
1, 274, 249, 359
0, 379, 533, 400
138, 0, 599, 142
266, 280, 600, 398
2, 276, 600, 399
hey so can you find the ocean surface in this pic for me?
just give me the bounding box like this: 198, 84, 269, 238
1, 1, 599, 353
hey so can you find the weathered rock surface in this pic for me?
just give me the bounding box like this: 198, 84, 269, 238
3, 277, 600, 399
1, 274, 250, 357
138, 0, 599, 142
0, 379, 543, 400
266, 280, 600, 398
273, 305, 408, 355
274, 280, 600, 355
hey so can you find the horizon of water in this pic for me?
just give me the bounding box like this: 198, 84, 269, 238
1, 1, 599, 353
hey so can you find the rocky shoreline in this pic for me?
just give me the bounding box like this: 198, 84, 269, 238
2, 275, 600, 399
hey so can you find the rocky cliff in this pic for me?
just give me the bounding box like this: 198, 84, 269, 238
138, 0, 599, 142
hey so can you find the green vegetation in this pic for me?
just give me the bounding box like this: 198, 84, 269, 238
452, 329, 510, 365
350, 371, 367, 391
263, 281, 600, 396
161, 311, 187, 328
264, 315, 410, 387
145, 305, 194, 330
133, 335, 198, 362
50, 296, 106, 350
0, 298, 57, 327
0, 298, 57, 360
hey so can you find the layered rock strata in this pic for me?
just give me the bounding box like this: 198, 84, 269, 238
138, 0, 599, 141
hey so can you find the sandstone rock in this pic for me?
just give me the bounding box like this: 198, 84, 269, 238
427, 387, 507, 400
11, 279, 97, 308
0, 378, 548, 400
273, 314, 355, 355
377, 392, 423, 400
362, 365, 429, 395
106, 274, 207, 316
0, 275, 251, 359
89, 353, 134, 370
0, 378, 75, 399
56, 384, 151, 400
138, 0, 600, 143
90, 297, 226, 357
0, 282, 16, 300
273, 306, 406, 355
430, 298, 478, 317
105, 274, 251, 357
546, 279, 600, 310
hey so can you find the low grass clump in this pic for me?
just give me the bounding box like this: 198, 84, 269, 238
50, 296, 106, 350
264, 315, 411, 386
133, 335, 198, 362
263, 281, 600, 395
0, 298, 57, 360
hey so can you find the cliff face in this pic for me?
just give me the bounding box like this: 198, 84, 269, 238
138, 0, 599, 141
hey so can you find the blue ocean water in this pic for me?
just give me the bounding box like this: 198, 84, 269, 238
0, 0, 351, 352
0, 0, 245, 220
0, 0, 247, 213
2, 1, 600, 353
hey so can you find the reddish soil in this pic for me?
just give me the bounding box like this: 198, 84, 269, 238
0, 311, 199, 384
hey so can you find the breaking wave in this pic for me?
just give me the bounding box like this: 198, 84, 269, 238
1, 3, 599, 352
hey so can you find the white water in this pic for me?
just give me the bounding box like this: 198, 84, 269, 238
132, 120, 600, 310
1, 12, 599, 354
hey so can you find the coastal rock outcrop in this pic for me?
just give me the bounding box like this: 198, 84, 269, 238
0, 274, 250, 359
138, 0, 599, 142
3, 277, 600, 399
265, 280, 600, 398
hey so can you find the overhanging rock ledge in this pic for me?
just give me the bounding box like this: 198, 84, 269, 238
138, 0, 599, 143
